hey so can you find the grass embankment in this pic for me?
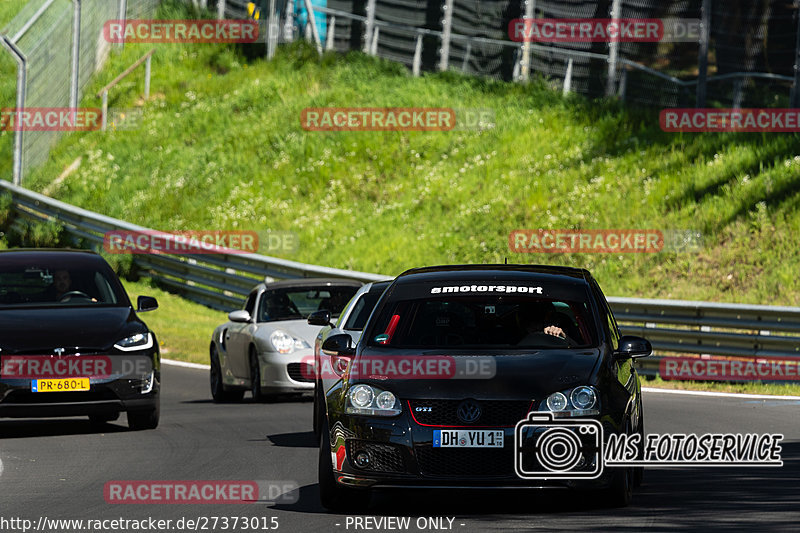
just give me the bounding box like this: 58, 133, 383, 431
21, 1, 800, 305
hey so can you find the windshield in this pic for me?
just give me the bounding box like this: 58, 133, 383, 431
0, 262, 125, 307
343, 287, 386, 331
366, 295, 598, 349
257, 285, 360, 322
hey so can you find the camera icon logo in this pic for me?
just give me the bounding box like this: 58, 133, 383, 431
514, 413, 604, 480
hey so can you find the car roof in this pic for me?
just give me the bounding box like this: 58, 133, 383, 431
263, 277, 364, 290
394, 264, 590, 284
0, 248, 107, 266
367, 280, 393, 292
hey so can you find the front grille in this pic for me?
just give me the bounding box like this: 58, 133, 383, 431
287, 363, 313, 383
408, 399, 532, 427
347, 440, 406, 473
415, 446, 515, 478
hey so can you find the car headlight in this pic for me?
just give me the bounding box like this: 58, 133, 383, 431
269, 330, 310, 354
114, 332, 153, 352
346, 384, 401, 416
540, 386, 599, 417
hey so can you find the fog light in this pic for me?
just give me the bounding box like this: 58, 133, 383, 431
140, 371, 154, 394
353, 451, 370, 468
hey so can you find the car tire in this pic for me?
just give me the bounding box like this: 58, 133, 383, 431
249, 348, 265, 402
88, 413, 119, 425
634, 404, 645, 487
602, 421, 634, 508
313, 381, 323, 438
210, 345, 244, 403
127, 399, 160, 431
318, 419, 370, 512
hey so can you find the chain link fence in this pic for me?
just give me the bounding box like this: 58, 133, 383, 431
313, 0, 800, 107
0, 0, 161, 185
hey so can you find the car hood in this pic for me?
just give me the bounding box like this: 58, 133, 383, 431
258, 319, 325, 347
353, 349, 604, 400
0, 306, 138, 353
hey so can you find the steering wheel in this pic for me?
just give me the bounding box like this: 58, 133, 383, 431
519, 332, 568, 347
59, 290, 91, 302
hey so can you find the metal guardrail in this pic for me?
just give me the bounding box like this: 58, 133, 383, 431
0, 180, 385, 312
2, 179, 800, 375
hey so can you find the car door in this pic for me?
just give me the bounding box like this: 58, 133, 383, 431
227, 290, 259, 379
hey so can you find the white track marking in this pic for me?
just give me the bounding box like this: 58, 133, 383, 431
642, 387, 800, 400
162, 358, 210, 370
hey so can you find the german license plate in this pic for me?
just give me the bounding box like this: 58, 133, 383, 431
32, 378, 90, 393
433, 429, 504, 448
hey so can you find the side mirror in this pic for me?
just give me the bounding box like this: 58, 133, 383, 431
322, 333, 355, 357
228, 310, 252, 323
308, 309, 333, 327
614, 336, 652, 360
137, 296, 158, 312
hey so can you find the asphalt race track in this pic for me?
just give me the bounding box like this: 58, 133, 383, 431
1, 364, 798, 532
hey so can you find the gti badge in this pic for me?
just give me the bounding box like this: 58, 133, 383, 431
415, 406, 432, 412
456, 400, 481, 424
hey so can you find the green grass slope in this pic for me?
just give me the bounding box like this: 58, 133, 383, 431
13, 1, 800, 305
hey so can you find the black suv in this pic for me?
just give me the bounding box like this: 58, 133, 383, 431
0, 249, 160, 430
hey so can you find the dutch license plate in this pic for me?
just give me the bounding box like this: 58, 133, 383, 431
32, 378, 90, 393
433, 429, 504, 448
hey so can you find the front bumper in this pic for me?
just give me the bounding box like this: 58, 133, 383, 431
0, 375, 159, 418
256, 349, 315, 394
327, 412, 619, 491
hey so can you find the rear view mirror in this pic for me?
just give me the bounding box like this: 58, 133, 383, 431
308, 309, 333, 327
228, 310, 251, 323
137, 296, 158, 312
615, 336, 652, 360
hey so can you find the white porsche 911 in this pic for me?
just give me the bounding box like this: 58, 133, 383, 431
209, 278, 362, 402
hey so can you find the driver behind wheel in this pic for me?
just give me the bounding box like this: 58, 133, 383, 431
51, 269, 97, 303
53, 269, 72, 299
518, 301, 577, 345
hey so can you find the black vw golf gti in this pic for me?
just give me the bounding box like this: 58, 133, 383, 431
0, 249, 161, 430
318, 264, 651, 510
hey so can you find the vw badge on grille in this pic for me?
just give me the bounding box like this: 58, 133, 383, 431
456, 400, 482, 424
